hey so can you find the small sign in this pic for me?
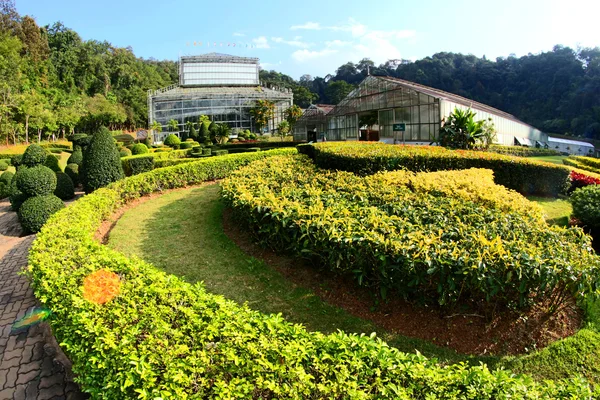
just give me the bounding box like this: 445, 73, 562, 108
393, 123, 406, 132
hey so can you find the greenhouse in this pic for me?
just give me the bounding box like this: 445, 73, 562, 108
148, 53, 293, 142
292, 104, 334, 142
293, 75, 548, 146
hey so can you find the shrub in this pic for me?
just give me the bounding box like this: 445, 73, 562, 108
222, 155, 600, 310
571, 185, 600, 230
15, 165, 57, 197
0, 159, 8, 171
121, 155, 155, 176
44, 154, 61, 172
65, 163, 80, 187
301, 142, 571, 196
179, 142, 194, 149
18, 194, 64, 233
10, 154, 22, 168
54, 172, 75, 200
40, 143, 71, 150
570, 171, 600, 192
67, 147, 83, 165
9, 180, 26, 211
488, 145, 561, 157
220, 141, 302, 150
0, 170, 14, 186
131, 143, 149, 155
27, 148, 595, 398
47, 148, 64, 154
153, 158, 196, 169
113, 134, 134, 145
202, 148, 211, 156
163, 134, 181, 149
564, 156, 600, 175
21, 144, 47, 167
81, 127, 124, 193
119, 148, 132, 157
153, 148, 171, 153
213, 150, 228, 156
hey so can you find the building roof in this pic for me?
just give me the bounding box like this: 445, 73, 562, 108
548, 136, 595, 148
313, 104, 335, 114
150, 84, 293, 101
298, 104, 335, 122
180, 53, 259, 64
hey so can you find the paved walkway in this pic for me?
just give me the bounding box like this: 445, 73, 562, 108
0, 199, 85, 400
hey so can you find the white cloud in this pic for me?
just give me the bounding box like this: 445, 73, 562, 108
252, 36, 270, 49
271, 36, 312, 48
292, 48, 337, 63
325, 39, 353, 48
291, 22, 321, 30
261, 61, 282, 69
233, 32, 245, 37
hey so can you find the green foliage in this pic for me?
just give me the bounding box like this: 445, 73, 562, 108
0, 159, 8, 171
121, 155, 155, 176
43, 154, 61, 172
15, 165, 57, 197
249, 100, 275, 134
438, 108, 486, 149
131, 143, 149, 155
163, 134, 181, 149
179, 142, 194, 149
18, 194, 65, 233
277, 120, 290, 141
67, 147, 83, 165
564, 156, 600, 175
81, 127, 124, 193
65, 163, 79, 186
113, 134, 134, 145
202, 148, 211, 156
119, 147, 132, 157
571, 185, 600, 230
198, 122, 209, 144
21, 144, 47, 167
0, 171, 13, 199
9, 179, 27, 211
324, 80, 354, 104
188, 123, 198, 141
301, 142, 571, 196
10, 154, 22, 168
213, 150, 228, 156
214, 123, 231, 144
54, 172, 75, 200
489, 145, 561, 157
27, 149, 595, 398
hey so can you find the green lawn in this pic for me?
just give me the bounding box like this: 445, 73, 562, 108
530, 155, 568, 165
528, 196, 572, 227
107, 184, 600, 384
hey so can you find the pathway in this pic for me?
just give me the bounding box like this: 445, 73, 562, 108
0, 199, 85, 400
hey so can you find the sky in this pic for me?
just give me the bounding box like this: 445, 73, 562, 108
16, 0, 600, 80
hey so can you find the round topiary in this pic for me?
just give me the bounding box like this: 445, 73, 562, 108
22, 144, 47, 167
11, 154, 22, 168
44, 154, 61, 172
18, 194, 65, 233
67, 147, 83, 165
54, 172, 75, 200
163, 134, 181, 149
131, 143, 149, 155
571, 185, 600, 230
15, 165, 57, 197
0, 170, 14, 186
179, 142, 193, 149
65, 163, 79, 187
0, 159, 8, 171
82, 127, 124, 193
119, 148, 132, 157
9, 180, 27, 211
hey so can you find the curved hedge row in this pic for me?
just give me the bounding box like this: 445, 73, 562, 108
564, 156, 600, 175
27, 150, 598, 398
299, 142, 571, 196
487, 145, 561, 157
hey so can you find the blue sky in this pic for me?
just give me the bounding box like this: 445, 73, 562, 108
17, 0, 600, 79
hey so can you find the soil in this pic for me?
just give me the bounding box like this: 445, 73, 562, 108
222, 208, 583, 356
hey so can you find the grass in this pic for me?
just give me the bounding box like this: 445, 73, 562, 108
528, 196, 572, 227
0, 140, 71, 154
107, 184, 600, 384
530, 155, 568, 165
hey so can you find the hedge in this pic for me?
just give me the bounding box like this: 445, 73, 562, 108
82, 128, 124, 193
67, 148, 83, 165
487, 145, 561, 157
54, 172, 75, 200
40, 143, 71, 150
22, 144, 47, 167
27, 148, 596, 398
300, 142, 571, 196
153, 158, 196, 169
0, 159, 8, 171
564, 157, 600, 175
218, 141, 305, 150
19, 194, 65, 233
44, 154, 62, 172
65, 163, 80, 187
15, 165, 57, 197
121, 155, 155, 176
571, 185, 600, 230
131, 143, 149, 155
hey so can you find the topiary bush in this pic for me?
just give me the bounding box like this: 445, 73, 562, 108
67, 147, 83, 165
571, 185, 600, 230
15, 165, 57, 197
179, 142, 194, 149
163, 134, 181, 149
44, 154, 61, 172
22, 144, 47, 167
0, 159, 8, 171
121, 155, 155, 176
0, 170, 13, 186
18, 194, 65, 233
65, 163, 79, 187
54, 172, 75, 200
81, 127, 124, 193
11, 154, 23, 169
131, 143, 149, 155
119, 148, 132, 157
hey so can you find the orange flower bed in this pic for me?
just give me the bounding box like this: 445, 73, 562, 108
82, 269, 121, 304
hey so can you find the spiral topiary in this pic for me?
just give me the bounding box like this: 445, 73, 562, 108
131, 143, 149, 155
15, 165, 57, 197
65, 163, 80, 187
81, 127, 124, 193
21, 144, 47, 167
54, 172, 75, 200
67, 147, 83, 165
18, 194, 65, 233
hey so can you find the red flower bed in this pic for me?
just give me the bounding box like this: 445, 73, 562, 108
570, 171, 600, 192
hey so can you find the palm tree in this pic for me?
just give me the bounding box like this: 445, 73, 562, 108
214, 123, 231, 144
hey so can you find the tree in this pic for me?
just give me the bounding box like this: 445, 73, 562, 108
167, 119, 178, 133
284, 105, 302, 132
199, 120, 209, 144
81, 126, 124, 193
277, 121, 290, 141
214, 123, 231, 144
292, 86, 317, 108
17, 89, 44, 143
249, 99, 275, 134
324, 80, 354, 104
438, 108, 486, 150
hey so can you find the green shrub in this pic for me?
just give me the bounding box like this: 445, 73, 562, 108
22, 144, 47, 167
179, 142, 194, 149
15, 165, 57, 197
9, 180, 26, 211
0, 159, 8, 171
81, 127, 124, 193
301, 142, 571, 196
27, 148, 595, 398
0, 170, 14, 186
131, 143, 149, 155
47, 148, 63, 154
152, 149, 188, 160
163, 134, 181, 149
488, 145, 561, 157
153, 148, 171, 153
44, 154, 61, 172
571, 185, 600, 230
54, 172, 75, 200
202, 148, 211, 156
67, 147, 83, 165
65, 163, 79, 187
153, 158, 196, 169
213, 149, 228, 156
222, 155, 600, 310
121, 155, 155, 176
18, 194, 64, 233
10, 154, 22, 168
220, 141, 301, 150
113, 134, 134, 145
564, 156, 600, 175
40, 143, 71, 150
119, 148, 132, 157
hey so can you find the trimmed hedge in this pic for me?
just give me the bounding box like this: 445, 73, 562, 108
564, 156, 600, 175
153, 158, 196, 169
15, 165, 57, 197
219, 141, 305, 150
487, 145, 561, 157
0, 171, 12, 199
44, 154, 61, 172
213, 149, 228, 156
163, 134, 181, 149
22, 144, 47, 167
121, 155, 155, 176
82, 128, 124, 193
67, 148, 83, 165
131, 143, 149, 155
65, 163, 80, 187
54, 172, 75, 200
300, 142, 571, 196
0, 159, 8, 171
41, 143, 71, 150
9, 180, 27, 211
18, 194, 64, 233
119, 148, 132, 158
27, 149, 596, 398
572, 185, 600, 230
151, 149, 189, 160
